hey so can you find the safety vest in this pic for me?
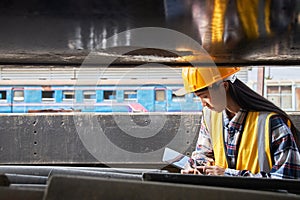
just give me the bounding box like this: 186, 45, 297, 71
202, 108, 275, 173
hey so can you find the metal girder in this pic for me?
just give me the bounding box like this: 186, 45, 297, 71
0, 0, 299, 66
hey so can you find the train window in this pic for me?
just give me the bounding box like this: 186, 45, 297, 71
42, 91, 55, 102
83, 91, 96, 101
0, 91, 7, 100
124, 90, 137, 101
63, 90, 75, 100
155, 90, 165, 101
13, 90, 24, 102
104, 90, 116, 101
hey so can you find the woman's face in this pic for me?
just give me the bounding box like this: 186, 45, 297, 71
194, 82, 227, 112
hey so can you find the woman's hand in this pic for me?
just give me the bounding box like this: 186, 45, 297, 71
201, 165, 225, 176
181, 167, 203, 175
181, 165, 225, 176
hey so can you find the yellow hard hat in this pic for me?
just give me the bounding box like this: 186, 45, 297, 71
174, 67, 240, 96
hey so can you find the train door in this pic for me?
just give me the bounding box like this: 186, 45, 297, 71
154, 87, 167, 111
82, 90, 96, 112
137, 85, 166, 112
12, 87, 25, 113
62, 89, 75, 110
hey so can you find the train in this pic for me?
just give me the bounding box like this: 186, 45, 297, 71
0, 66, 203, 113
0, 80, 202, 113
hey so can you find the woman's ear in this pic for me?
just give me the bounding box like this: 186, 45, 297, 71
222, 81, 229, 91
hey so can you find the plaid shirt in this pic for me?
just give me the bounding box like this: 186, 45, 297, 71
191, 109, 300, 179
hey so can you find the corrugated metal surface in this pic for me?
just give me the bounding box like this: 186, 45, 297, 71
0, 66, 250, 85
0, 67, 182, 81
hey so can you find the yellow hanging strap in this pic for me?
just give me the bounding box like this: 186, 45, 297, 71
211, 0, 228, 43
264, 0, 272, 35
236, 0, 259, 39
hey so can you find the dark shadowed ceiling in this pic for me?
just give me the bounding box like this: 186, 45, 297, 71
0, 0, 299, 66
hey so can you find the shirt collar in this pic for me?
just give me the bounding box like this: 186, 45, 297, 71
223, 109, 247, 132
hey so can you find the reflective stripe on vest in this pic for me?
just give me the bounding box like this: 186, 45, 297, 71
204, 110, 274, 173
257, 112, 274, 172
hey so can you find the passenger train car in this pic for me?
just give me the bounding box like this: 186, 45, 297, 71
0, 84, 202, 113
0, 67, 202, 113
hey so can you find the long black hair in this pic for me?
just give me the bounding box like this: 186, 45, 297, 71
228, 78, 300, 148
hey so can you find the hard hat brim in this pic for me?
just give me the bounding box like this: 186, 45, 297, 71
173, 88, 187, 96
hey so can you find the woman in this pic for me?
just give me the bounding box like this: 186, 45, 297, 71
175, 67, 300, 179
